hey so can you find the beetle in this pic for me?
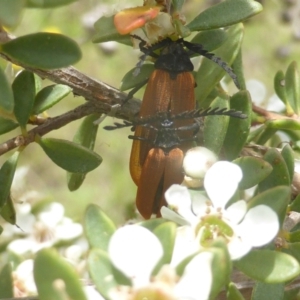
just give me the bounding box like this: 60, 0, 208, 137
105, 108, 247, 218
127, 36, 240, 187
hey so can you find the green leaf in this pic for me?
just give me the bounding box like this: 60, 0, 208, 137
34, 248, 87, 300
232, 47, 246, 90
0, 117, 18, 135
284, 288, 300, 300
190, 29, 228, 52
248, 186, 290, 228
226, 282, 246, 300
266, 119, 300, 130
67, 114, 100, 191
209, 242, 232, 299
38, 137, 102, 173
256, 127, 278, 145
120, 64, 154, 91
33, 84, 72, 114
84, 204, 116, 250
187, 0, 263, 31
0, 151, 19, 210
152, 222, 176, 275
289, 194, 300, 213
258, 148, 290, 192
0, 194, 16, 225
223, 90, 252, 160
288, 230, 300, 243
285, 61, 300, 115
252, 282, 285, 300
274, 70, 288, 105
88, 248, 131, 300
283, 243, 300, 264
139, 218, 168, 231
281, 144, 294, 183
233, 157, 273, 190
235, 250, 300, 283
203, 94, 229, 155
196, 23, 243, 105
0, 0, 25, 28
0, 263, 13, 298
26, 0, 77, 8
12, 70, 36, 127
1, 33, 82, 69
93, 15, 132, 45
0, 67, 14, 113
246, 124, 265, 143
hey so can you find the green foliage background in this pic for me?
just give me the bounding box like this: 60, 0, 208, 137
1, 0, 299, 225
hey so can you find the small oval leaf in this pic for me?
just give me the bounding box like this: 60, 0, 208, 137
38, 137, 102, 173
252, 282, 285, 300
34, 248, 87, 300
285, 61, 300, 115
187, 0, 263, 31
1, 33, 82, 69
203, 95, 229, 155
274, 70, 287, 105
67, 114, 100, 191
223, 90, 252, 160
191, 29, 228, 52
120, 64, 154, 91
0, 194, 16, 225
84, 204, 116, 250
195, 23, 244, 104
33, 84, 72, 114
152, 222, 176, 275
0, 151, 19, 210
233, 157, 273, 190
235, 250, 300, 283
12, 70, 36, 127
248, 186, 290, 228
0, 67, 14, 113
258, 148, 290, 192
88, 248, 131, 300
0, 117, 18, 135
281, 144, 294, 183
0, 263, 13, 298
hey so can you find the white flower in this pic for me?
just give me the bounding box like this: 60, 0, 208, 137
108, 225, 213, 300
161, 161, 279, 260
8, 202, 83, 255
13, 259, 37, 297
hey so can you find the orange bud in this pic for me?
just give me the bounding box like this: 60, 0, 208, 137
114, 6, 161, 35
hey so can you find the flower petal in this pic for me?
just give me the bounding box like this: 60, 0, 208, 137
160, 207, 190, 226
174, 252, 213, 300
165, 185, 196, 221
236, 205, 279, 247
227, 235, 252, 260
204, 161, 243, 209
108, 225, 163, 287
171, 226, 199, 266
190, 191, 210, 217
38, 202, 64, 227
224, 200, 247, 224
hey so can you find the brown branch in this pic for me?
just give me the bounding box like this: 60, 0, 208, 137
252, 103, 298, 120
0, 27, 141, 155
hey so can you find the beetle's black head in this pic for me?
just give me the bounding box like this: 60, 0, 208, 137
154, 41, 194, 79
